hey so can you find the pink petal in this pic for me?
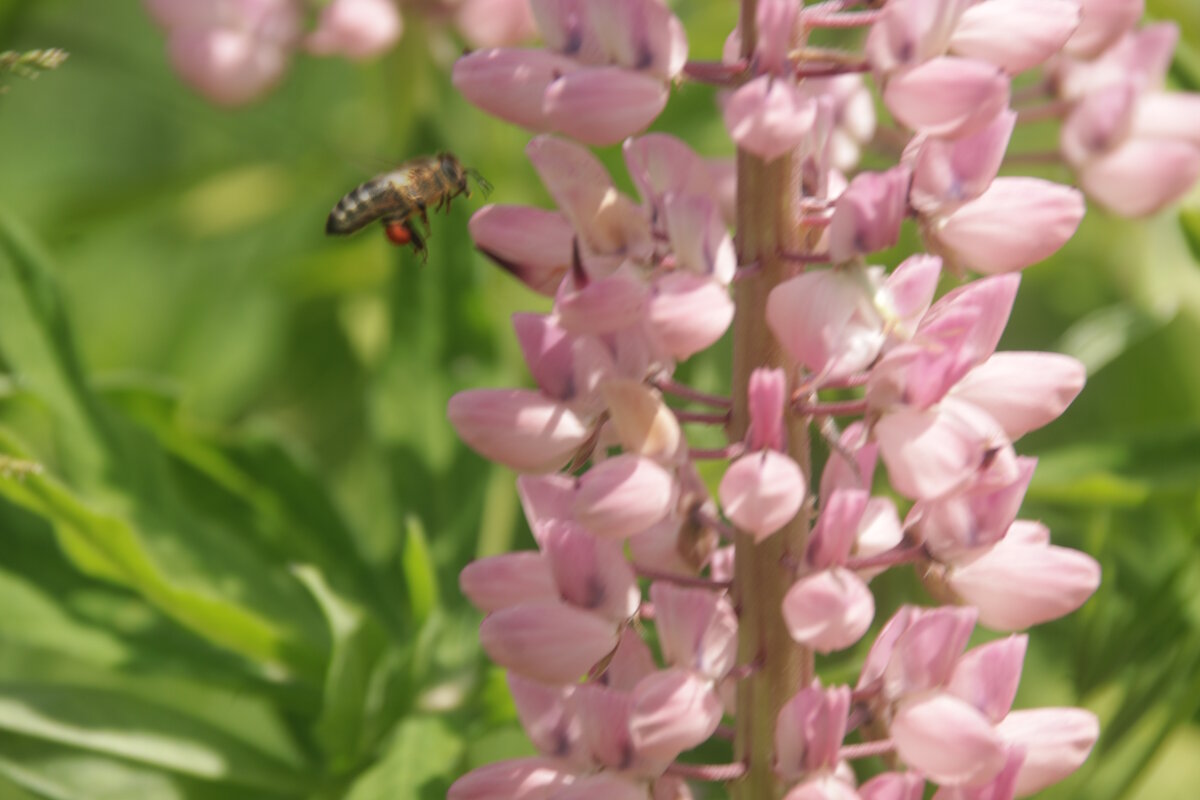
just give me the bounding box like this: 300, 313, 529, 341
913, 456, 1036, 558
781, 567, 875, 653
649, 582, 738, 679
305, 0, 402, 60
470, 205, 572, 296
460, 552, 559, 612
448, 756, 577, 800
167, 27, 292, 107
828, 167, 911, 263
518, 474, 577, 535
542, 520, 640, 621
950, 0, 1079, 74
1132, 92, 1200, 148
545, 67, 669, 146
951, 353, 1086, 440
448, 389, 591, 473
884, 57, 1010, 139
453, 48, 578, 131
1078, 138, 1200, 217
859, 772, 926, 800
530, 0, 605, 63
1060, 83, 1137, 167
556, 270, 649, 335
606, 626, 659, 691
767, 267, 885, 382
507, 674, 586, 764
1065, 0, 1145, 58
648, 272, 734, 361
456, 0, 538, 49
808, 488, 869, 570
573, 453, 675, 540
775, 685, 851, 778
584, 0, 688, 79
879, 254, 943, 341
783, 776, 862, 800
549, 774, 648, 800
664, 193, 737, 284
630, 668, 724, 763
882, 605, 978, 697
996, 708, 1099, 796
602, 379, 683, 460
931, 178, 1084, 273
480, 600, 618, 683
891, 692, 1007, 786
910, 111, 1015, 213
568, 683, 641, 770
865, 0, 971, 75
513, 313, 577, 401
527, 135, 652, 259
723, 75, 818, 162
873, 398, 1011, 500
947, 537, 1102, 631
747, 367, 787, 453
623, 134, 720, 215
719, 451, 806, 540
947, 636, 1028, 724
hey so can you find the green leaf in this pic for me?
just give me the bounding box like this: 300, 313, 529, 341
344, 716, 463, 800
0, 686, 310, 793
401, 516, 438, 626
293, 566, 390, 773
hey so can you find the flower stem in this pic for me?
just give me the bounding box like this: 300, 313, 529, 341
731, 5, 814, 798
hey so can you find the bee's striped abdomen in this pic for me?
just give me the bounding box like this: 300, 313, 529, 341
325, 176, 410, 235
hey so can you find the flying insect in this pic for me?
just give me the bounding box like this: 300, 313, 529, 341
325, 152, 491, 262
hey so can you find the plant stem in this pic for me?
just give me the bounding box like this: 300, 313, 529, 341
730, 4, 814, 798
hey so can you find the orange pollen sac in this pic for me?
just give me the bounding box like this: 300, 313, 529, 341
384, 220, 412, 246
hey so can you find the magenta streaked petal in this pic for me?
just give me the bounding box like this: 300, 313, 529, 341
950, 0, 1079, 74
541, 520, 640, 621
648, 272, 734, 361
573, 453, 675, 540
460, 552, 559, 612
650, 582, 738, 679
996, 708, 1099, 796
453, 48, 578, 131
782, 567, 875, 653
884, 57, 1010, 140
545, 67, 669, 146
447, 756, 577, 800
931, 178, 1085, 273
470, 205, 572, 296
719, 451, 806, 541
1078, 138, 1200, 218
480, 600, 618, 683
629, 668, 724, 764
448, 388, 591, 473
723, 75, 818, 162
891, 692, 1006, 787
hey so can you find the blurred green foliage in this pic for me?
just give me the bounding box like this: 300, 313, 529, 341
0, 1, 1194, 798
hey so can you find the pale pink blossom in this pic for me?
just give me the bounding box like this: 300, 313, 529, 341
470, 205, 573, 296
456, 0, 537, 48
305, 0, 401, 60
1064, 0, 1145, 58
891, 692, 1007, 787
447, 756, 576, 800
648, 273, 734, 362
448, 388, 591, 472
479, 600, 620, 683
828, 167, 911, 263
542, 520, 641, 621
573, 454, 676, 540
775, 685, 851, 779
782, 568, 875, 653
629, 668, 724, 763
950, 0, 1080, 74
997, 707, 1100, 795
723, 75, 819, 162
883, 57, 1010, 139
460, 552, 559, 612
945, 520, 1102, 631
859, 772, 925, 800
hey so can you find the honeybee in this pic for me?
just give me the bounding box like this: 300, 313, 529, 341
325, 152, 491, 262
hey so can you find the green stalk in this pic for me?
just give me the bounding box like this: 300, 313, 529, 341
730, 2, 814, 798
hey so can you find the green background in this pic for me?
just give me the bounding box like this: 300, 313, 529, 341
0, 0, 1197, 797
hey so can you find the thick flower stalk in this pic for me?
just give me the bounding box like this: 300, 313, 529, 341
446, 1, 1195, 798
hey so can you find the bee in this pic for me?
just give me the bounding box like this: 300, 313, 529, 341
325, 152, 491, 262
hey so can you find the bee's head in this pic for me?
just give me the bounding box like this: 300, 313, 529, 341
439, 152, 493, 200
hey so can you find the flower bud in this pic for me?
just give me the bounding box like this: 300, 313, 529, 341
460, 552, 559, 612
996, 708, 1099, 795
573, 453, 676, 539
448, 389, 591, 473
480, 600, 619, 684
723, 76, 818, 162
891, 692, 1007, 787
719, 451, 806, 540
470, 206, 572, 296
884, 57, 1010, 140
782, 568, 875, 653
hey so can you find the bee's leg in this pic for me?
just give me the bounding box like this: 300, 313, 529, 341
417, 202, 431, 235
405, 219, 428, 264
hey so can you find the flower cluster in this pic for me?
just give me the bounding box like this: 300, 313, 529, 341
142, 0, 535, 106
443, 1, 1196, 798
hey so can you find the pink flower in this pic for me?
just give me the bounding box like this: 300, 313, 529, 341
305, 0, 401, 60
891, 692, 1007, 786
447, 388, 592, 473
828, 167, 912, 263
723, 76, 819, 162
775, 685, 852, 779
782, 568, 875, 653
997, 707, 1100, 795
479, 600, 621, 684
456, 0, 537, 49
884, 57, 1010, 140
